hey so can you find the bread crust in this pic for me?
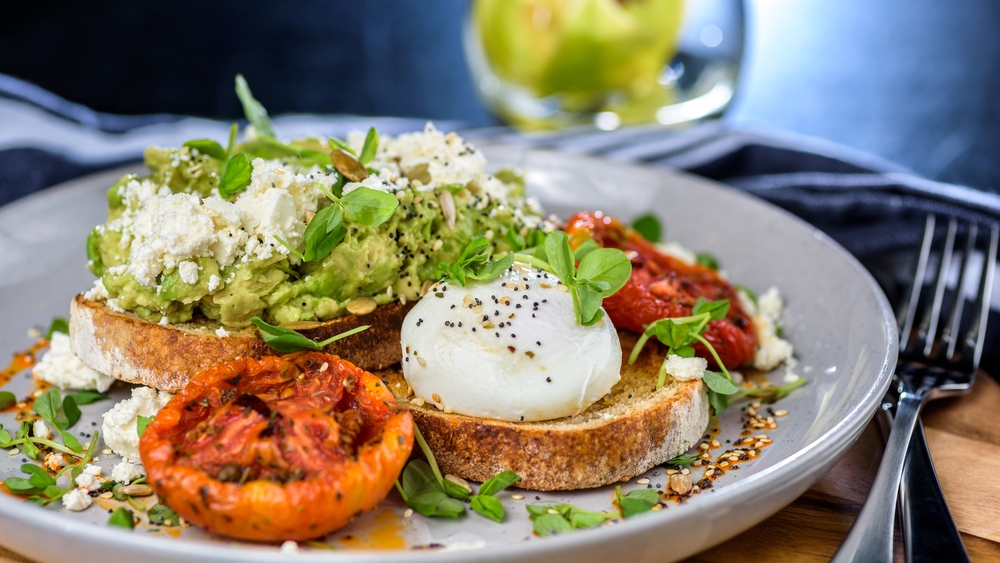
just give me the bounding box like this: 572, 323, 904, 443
69, 295, 412, 392
379, 331, 709, 490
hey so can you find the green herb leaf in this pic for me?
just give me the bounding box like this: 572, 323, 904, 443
664, 453, 701, 467
544, 231, 575, 282
136, 415, 153, 439
108, 507, 135, 530
569, 510, 610, 529
219, 153, 253, 199
148, 503, 180, 527
468, 253, 514, 283
573, 285, 605, 326
505, 229, 526, 252
22, 464, 56, 489
572, 239, 599, 262
4, 477, 43, 495
616, 486, 660, 518
45, 318, 69, 340
576, 248, 631, 296
708, 389, 729, 417
398, 460, 465, 518
691, 298, 729, 321
703, 371, 738, 395
532, 513, 573, 536
60, 431, 83, 453
182, 139, 227, 161
226, 123, 238, 160
695, 252, 720, 270
327, 137, 356, 157
471, 494, 505, 522
340, 186, 399, 227
15, 422, 39, 458
358, 127, 380, 165
631, 214, 661, 243
234, 74, 276, 139
442, 479, 472, 500
70, 391, 110, 405
301, 204, 346, 262
33, 388, 61, 426
0, 427, 12, 447
250, 316, 370, 353
62, 396, 81, 429
0, 391, 14, 410
478, 470, 520, 497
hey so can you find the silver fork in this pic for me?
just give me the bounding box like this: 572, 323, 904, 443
831, 215, 998, 563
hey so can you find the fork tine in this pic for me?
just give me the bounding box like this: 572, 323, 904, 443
943, 224, 977, 358
963, 224, 998, 371
899, 215, 936, 350
919, 217, 957, 357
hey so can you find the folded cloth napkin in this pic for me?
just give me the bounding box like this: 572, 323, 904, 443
4, 74, 1000, 371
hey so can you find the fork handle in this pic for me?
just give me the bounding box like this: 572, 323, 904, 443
831, 394, 923, 563
900, 420, 971, 563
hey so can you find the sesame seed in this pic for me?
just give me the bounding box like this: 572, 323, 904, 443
774, 410, 788, 417
637, 478, 650, 484
510, 494, 524, 500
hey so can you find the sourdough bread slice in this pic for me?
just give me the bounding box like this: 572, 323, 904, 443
69, 294, 413, 392
379, 331, 709, 491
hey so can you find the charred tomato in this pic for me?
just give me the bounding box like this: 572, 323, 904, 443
564, 211, 756, 368
140, 351, 413, 542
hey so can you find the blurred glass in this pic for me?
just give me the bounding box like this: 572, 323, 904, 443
465, 0, 744, 130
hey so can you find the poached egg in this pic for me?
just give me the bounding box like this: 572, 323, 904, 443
399, 263, 621, 422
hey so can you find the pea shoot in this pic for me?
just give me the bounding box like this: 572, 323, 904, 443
250, 317, 370, 353
439, 231, 631, 327
628, 297, 739, 415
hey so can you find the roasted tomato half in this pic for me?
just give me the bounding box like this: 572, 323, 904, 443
564, 211, 756, 369
140, 352, 413, 542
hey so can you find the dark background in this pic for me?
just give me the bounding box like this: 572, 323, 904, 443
4, 0, 1000, 195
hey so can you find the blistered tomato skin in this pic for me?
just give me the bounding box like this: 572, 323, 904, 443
140, 352, 413, 542
564, 212, 756, 369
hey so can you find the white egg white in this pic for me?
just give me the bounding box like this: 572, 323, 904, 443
399, 263, 621, 422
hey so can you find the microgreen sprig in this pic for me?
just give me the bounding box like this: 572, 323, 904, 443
513, 231, 631, 326
275, 182, 399, 263
526, 502, 614, 536
395, 424, 521, 521
250, 317, 370, 353
615, 485, 660, 518
435, 236, 514, 287
628, 297, 740, 415
3, 429, 100, 506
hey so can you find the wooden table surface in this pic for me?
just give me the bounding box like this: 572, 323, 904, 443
3, 377, 999, 563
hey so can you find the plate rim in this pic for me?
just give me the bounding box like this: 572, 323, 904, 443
0, 149, 898, 562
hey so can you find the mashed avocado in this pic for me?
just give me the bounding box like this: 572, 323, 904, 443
86, 124, 552, 327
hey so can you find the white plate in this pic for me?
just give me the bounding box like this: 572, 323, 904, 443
0, 146, 896, 563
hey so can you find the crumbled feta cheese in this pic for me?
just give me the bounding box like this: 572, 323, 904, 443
663, 354, 708, 381
101, 387, 173, 463
106, 298, 125, 313
655, 241, 697, 265
348, 122, 509, 202
33, 332, 115, 392
126, 193, 217, 286
177, 260, 199, 284
202, 197, 247, 266
215, 327, 230, 338
158, 316, 169, 326
74, 464, 102, 492
32, 420, 50, 441
62, 488, 92, 511
111, 460, 143, 484
280, 541, 299, 553
751, 287, 794, 371
208, 274, 221, 292
83, 278, 109, 301
236, 186, 304, 261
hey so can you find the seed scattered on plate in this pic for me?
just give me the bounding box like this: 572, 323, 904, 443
510, 494, 524, 500
403, 508, 414, 518
636, 478, 650, 485
8, 449, 19, 456
774, 410, 788, 417
102, 449, 112, 455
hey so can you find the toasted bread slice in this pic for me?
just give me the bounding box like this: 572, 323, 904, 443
379, 330, 709, 491
69, 294, 413, 392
